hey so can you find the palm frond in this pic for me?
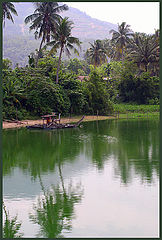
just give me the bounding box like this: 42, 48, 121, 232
24, 13, 40, 24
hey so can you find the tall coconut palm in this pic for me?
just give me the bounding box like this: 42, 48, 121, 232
103, 38, 121, 61
85, 40, 107, 67
127, 32, 159, 73
152, 29, 160, 75
109, 22, 133, 62
46, 17, 81, 84
24, 2, 68, 66
2, 2, 18, 26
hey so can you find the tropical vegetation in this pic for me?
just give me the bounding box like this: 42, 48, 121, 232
2, 2, 160, 121
24, 2, 68, 65
45, 17, 81, 83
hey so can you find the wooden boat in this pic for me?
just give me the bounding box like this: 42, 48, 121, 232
27, 116, 85, 130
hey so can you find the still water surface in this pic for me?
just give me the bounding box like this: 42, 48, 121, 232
3, 119, 159, 238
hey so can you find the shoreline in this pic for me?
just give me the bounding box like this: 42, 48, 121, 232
3, 112, 159, 129
2, 115, 115, 129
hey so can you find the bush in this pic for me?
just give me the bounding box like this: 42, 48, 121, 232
60, 73, 85, 114
135, 73, 159, 104
26, 79, 70, 115
83, 67, 113, 115
118, 71, 160, 104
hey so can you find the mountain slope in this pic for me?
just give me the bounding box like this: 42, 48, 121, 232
3, 2, 117, 39
3, 2, 117, 67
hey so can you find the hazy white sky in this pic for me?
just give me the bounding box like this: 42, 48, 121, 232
66, 2, 159, 34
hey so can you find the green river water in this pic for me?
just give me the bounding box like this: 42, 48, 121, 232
3, 119, 159, 238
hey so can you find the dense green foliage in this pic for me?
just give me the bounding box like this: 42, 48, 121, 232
2, 54, 159, 120
2, 4, 160, 120
2, 57, 114, 119
118, 67, 159, 104
83, 67, 113, 114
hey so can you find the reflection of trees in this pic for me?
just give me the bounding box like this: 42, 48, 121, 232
3, 128, 83, 178
82, 119, 159, 184
114, 120, 159, 184
30, 164, 83, 238
3, 203, 23, 238
3, 119, 159, 185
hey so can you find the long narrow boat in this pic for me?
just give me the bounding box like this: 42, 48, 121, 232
27, 116, 85, 130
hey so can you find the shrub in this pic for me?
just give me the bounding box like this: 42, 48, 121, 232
83, 68, 113, 115
26, 79, 70, 115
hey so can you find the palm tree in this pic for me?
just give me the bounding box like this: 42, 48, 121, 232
85, 40, 107, 67
151, 29, 160, 75
2, 2, 18, 26
24, 2, 68, 66
109, 22, 133, 62
46, 17, 81, 84
127, 32, 159, 73
103, 38, 121, 61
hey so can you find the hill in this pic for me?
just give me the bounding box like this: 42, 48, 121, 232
3, 2, 117, 67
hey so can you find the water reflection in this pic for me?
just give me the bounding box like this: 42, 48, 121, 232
30, 164, 83, 238
3, 203, 23, 238
3, 119, 159, 237
3, 119, 159, 184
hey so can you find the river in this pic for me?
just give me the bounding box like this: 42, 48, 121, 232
3, 119, 159, 238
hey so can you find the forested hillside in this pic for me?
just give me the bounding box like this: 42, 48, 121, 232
3, 2, 117, 67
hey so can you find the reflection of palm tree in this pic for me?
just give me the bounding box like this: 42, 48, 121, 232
3, 202, 23, 238
30, 169, 83, 238
58, 162, 66, 194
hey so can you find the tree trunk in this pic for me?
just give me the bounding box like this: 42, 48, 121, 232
56, 46, 63, 84
35, 37, 44, 67
121, 48, 124, 63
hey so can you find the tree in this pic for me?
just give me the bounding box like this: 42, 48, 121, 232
109, 22, 133, 62
24, 2, 68, 66
83, 66, 113, 114
46, 17, 81, 84
127, 32, 159, 74
85, 40, 107, 67
2, 2, 18, 26
103, 38, 123, 61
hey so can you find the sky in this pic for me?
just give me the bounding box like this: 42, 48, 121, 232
66, 2, 159, 34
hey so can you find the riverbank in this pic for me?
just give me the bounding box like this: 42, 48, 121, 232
3, 111, 159, 129
3, 115, 115, 129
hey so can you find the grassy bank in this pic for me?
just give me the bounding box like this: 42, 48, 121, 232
3, 104, 160, 129
112, 104, 160, 120
113, 104, 159, 113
